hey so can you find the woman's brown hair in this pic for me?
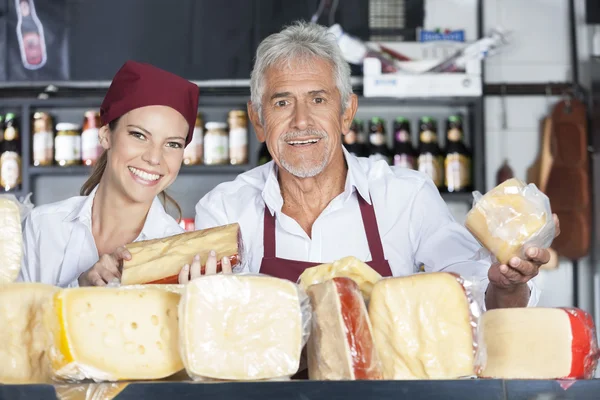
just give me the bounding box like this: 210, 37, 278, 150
79, 118, 183, 220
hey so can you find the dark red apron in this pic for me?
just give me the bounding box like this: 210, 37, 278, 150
259, 194, 393, 281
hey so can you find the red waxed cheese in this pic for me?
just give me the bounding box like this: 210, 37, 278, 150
307, 277, 383, 380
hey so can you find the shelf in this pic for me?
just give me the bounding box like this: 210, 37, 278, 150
28, 164, 253, 177
441, 191, 475, 204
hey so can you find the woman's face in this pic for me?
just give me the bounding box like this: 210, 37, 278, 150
100, 105, 188, 204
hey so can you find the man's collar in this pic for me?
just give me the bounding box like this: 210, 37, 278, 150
262, 146, 371, 215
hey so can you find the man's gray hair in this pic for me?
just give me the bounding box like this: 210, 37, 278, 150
250, 21, 352, 118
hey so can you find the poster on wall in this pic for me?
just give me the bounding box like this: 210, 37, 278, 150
1, 0, 69, 82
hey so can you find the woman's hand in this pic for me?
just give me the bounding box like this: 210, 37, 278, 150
178, 250, 233, 284
78, 247, 132, 287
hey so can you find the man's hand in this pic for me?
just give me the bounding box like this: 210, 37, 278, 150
178, 250, 233, 284
78, 247, 131, 287
486, 214, 560, 309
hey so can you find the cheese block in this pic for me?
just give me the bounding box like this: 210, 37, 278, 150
307, 277, 383, 380
45, 286, 183, 381
0, 197, 23, 283
121, 223, 243, 285
479, 307, 599, 379
299, 256, 382, 301
368, 273, 477, 379
179, 275, 305, 380
0, 283, 58, 384
465, 178, 552, 265
55, 383, 128, 400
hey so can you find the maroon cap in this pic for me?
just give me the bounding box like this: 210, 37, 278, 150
100, 60, 200, 145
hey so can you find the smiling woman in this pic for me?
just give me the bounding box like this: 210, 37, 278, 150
19, 60, 229, 288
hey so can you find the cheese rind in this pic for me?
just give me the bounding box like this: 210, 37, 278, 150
0, 283, 58, 384
299, 256, 382, 301
45, 286, 183, 381
179, 274, 305, 380
465, 178, 554, 264
121, 223, 243, 285
307, 277, 383, 380
368, 273, 477, 379
0, 197, 23, 283
479, 307, 598, 379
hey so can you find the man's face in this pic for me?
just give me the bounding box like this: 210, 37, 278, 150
249, 57, 356, 178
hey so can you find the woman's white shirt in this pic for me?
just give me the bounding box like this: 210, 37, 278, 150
18, 187, 184, 287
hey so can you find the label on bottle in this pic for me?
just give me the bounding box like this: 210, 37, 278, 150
0, 152, 21, 190
229, 127, 248, 165
394, 154, 415, 169
345, 130, 358, 145
184, 127, 204, 165
55, 135, 81, 163
395, 130, 411, 143
33, 130, 53, 164
204, 133, 229, 164
445, 153, 471, 191
370, 133, 386, 146
81, 128, 101, 163
419, 130, 436, 143
447, 128, 463, 142
418, 153, 443, 187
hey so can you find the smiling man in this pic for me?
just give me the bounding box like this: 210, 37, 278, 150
194, 21, 559, 310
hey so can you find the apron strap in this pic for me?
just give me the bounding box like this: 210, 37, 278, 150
263, 207, 276, 258
358, 195, 386, 262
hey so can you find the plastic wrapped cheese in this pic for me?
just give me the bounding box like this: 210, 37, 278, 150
478, 307, 599, 379
121, 223, 244, 285
307, 277, 383, 380
179, 274, 311, 381
54, 383, 129, 400
465, 178, 555, 265
298, 256, 382, 301
0, 283, 58, 384
44, 286, 183, 382
0, 194, 33, 283
368, 272, 482, 379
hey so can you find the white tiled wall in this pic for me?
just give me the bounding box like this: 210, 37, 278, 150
426, 0, 595, 313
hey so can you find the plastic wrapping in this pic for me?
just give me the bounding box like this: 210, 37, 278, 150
465, 178, 555, 265
54, 383, 129, 400
44, 285, 184, 382
368, 272, 483, 379
121, 222, 245, 285
477, 307, 599, 379
306, 277, 383, 380
0, 283, 58, 384
0, 193, 34, 283
178, 274, 311, 381
298, 256, 382, 301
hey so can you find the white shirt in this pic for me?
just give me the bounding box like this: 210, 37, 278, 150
19, 186, 184, 288
195, 148, 539, 309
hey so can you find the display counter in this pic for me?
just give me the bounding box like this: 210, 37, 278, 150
1, 380, 599, 400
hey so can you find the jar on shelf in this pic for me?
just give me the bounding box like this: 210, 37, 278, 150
32, 111, 54, 166
203, 122, 229, 165
55, 123, 81, 166
228, 110, 248, 165
183, 113, 204, 165
81, 111, 102, 166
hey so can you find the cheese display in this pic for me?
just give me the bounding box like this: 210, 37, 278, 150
121, 223, 243, 285
368, 273, 479, 379
0, 197, 24, 283
179, 274, 308, 381
45, 286, 183, 381
0, 283, 58, 384
307, 277, 383, 380
299, 256, 382, 301
479, 307, 599, 379
55, 383, 129, 400
465, 178, 555, 265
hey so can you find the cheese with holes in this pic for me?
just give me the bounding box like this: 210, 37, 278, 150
368, 273, 476, 379
180, 275, 304, 380
479, 307, 598, 379
307, 277, 382, 380
121, 223, 243, 285
465, 178, 549, 264
0, 283, 58, 384
45, 286, 183, 381
0, 197, 23, 283
299, 256, 382, 301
